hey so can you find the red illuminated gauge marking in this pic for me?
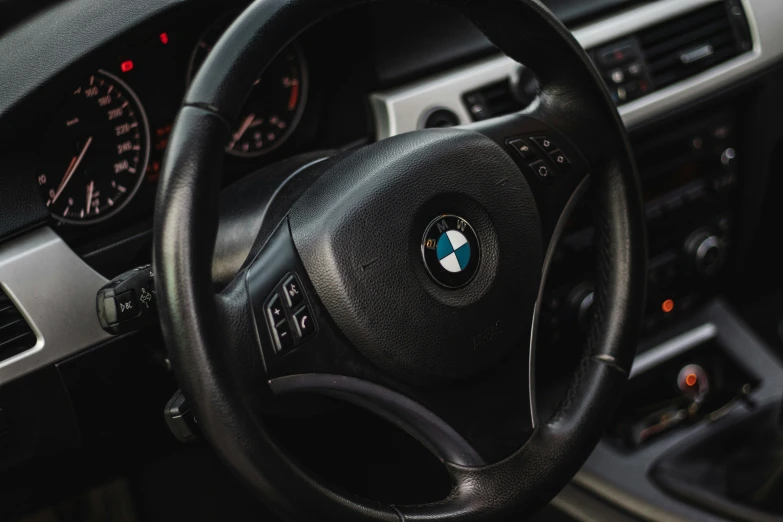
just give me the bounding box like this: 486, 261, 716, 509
187, 13, 308, 157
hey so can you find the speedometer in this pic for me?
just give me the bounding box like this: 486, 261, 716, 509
187, 15, 308, 157
38, 70, 150, 224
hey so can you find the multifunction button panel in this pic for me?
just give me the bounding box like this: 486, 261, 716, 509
506, 135, 571, 180
263, 273, 316, 353
591, 38, 652, 105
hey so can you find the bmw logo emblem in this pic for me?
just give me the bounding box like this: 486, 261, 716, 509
421, 215, 480, 288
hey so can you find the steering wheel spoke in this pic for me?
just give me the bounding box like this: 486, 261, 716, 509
467, 106, 593, 254
241, 215, 536, 466
244, 219, 349, 379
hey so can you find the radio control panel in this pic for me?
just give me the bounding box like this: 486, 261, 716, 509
538, 110, 738, 362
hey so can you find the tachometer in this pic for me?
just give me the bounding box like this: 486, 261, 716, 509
38, 70, 150, 224
187, 15, 308, 157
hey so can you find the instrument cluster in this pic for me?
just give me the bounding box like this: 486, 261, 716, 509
37, 8, 316, 228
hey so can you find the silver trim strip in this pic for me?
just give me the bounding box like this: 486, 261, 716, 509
0, 227, 111, 385
370, 57, 519, 140
629, 323, 718, 378
371, 0, 780, 135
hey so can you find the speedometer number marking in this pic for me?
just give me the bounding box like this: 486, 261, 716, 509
38, 71, 150, 224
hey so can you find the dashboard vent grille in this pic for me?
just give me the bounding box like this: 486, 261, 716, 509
638, 2, 750, 90
463, 80, 523, 121
588, 0, 752, 105
0, 289, 36, 361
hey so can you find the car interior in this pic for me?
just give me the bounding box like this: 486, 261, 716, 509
2, 0, 783, 520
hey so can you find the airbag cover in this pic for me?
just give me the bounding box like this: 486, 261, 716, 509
289, 129, 542, 384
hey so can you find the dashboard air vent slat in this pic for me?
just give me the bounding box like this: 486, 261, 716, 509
589, 0, 752, 106
637, 2, 748, 90
0, 289, 36, 361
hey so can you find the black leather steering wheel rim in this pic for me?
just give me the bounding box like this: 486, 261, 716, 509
154, 0, 647, 520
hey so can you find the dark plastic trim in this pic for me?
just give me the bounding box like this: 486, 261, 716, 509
269, 373, 486, 467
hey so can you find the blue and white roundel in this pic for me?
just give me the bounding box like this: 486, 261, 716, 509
436, 230, 471, 273
422, 215, 479, 288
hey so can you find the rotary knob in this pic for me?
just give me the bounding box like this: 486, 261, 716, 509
685, 229, 726, 277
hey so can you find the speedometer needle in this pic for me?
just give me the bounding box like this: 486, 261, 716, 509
228, 113, 255, 149
52, 136, 93, 204
86, 180, 94, 215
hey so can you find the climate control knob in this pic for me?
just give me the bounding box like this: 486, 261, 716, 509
685, 230, 726, 277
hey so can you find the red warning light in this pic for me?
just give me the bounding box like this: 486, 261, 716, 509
159, 32, 169, 45
685, 373, 698, 387
120, 60, 134, 73
662, 299, 675, 314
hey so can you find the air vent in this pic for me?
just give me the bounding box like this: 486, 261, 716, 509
589, 0, 752, 105
463, 80, 524, 122
0, 289, 36, 362
638, 1, 752, 90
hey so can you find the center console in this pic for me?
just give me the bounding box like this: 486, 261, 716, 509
539, 108, 740, 354
566, 299, 783, 522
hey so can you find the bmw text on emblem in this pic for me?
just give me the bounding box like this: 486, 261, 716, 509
421, 215, 480, 288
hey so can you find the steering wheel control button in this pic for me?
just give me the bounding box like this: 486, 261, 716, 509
531, 136, 557, 153
282, 275, 303, 308
273, 321, 295, 352
258, 272, 318, 354
114, 291, 140, 322
549, 150, 571, 173
421, 215, 480, 288
507, 138, 536, 160
529, 159, 552, 180
293, 307, 315, 340
96, 265, 158, 335
266, 293, 286, 325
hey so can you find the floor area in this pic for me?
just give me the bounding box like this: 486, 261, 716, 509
15, 444, 577, 522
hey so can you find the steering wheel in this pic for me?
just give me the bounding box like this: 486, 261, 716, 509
154, 0, 646, 519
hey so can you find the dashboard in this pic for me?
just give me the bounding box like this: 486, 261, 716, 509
0, 0, 640, 266
4, 0, 783, 520
13, 2, 374, 254
0, 0, 778, 384
1, 0, 775, 250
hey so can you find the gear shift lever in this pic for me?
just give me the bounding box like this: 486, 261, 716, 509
725, 393, 783, 507
651, 394, 783, 519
